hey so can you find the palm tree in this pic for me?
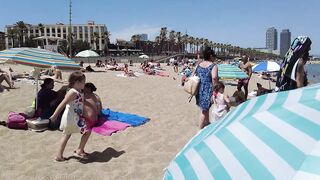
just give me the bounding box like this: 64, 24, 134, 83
6, 28, 18, 48
102, 31, 111, 56
15, 21, 27, 47
159, 27, 167, 54
37, 23, 44, 37
176, 32, 181, 53
92, 32, 99, 50
169, 30, 175, 53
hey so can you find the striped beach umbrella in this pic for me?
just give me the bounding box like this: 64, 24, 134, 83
164, 83, 320, 180
218, 64, 248, 80
252, 61, 280, 72
0, 48, 80, 70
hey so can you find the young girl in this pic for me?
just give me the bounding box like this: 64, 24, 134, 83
212, 81, 231, 122
50, 71, 90, 162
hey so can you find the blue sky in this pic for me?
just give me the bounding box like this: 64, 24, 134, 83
1, 0, 319, 55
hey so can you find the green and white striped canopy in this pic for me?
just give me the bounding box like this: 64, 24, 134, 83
218, 64, 248, 80
0, 48, 80, 70
164, 83, 320, 180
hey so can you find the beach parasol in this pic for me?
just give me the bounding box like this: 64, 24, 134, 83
252, 61, 280, 72
75, 50, 99, 58
218, 64, 248, 80
139, 54, 149, 59
164, 83, 320, 179
0, 48, 80, 108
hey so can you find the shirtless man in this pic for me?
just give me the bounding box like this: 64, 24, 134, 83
238, 55, 252, 100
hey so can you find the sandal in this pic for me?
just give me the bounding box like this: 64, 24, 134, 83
73, 150, 89, 158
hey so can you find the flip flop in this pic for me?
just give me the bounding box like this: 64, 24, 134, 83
54, 157, 66, 162
73, 150, 89, 158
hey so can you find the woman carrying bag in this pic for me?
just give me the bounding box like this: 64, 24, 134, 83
195, 47, 218, 129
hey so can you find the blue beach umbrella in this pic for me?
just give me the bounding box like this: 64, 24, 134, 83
218, 64, 248, 80
253, 61, 280, 72
164, 83, 320, 180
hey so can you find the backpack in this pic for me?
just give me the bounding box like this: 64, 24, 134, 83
7, 112, 27, 130
276, 36, 311, 91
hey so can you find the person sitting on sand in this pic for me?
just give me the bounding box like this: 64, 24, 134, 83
232, 84, 246, 105
83, 82, 102, 129
36, 78, 58, 119
85, 65, 95, 72
256, 83, 272, 96
0, 68, 16, 92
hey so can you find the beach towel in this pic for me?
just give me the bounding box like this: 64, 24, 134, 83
155, 70, 169, 77
101, 108, 149, 127
92, 119, 130, 136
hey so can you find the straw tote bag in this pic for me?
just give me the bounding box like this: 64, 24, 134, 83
184, 75, 200, 96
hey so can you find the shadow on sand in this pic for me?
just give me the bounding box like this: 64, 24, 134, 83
67, 147, 125, 164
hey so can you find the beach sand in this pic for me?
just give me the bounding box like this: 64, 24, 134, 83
0, 63, 274, 180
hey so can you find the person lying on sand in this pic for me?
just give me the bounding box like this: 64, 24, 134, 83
123, 64, 136, 77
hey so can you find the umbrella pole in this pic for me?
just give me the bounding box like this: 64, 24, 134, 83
269, 78, 271, 89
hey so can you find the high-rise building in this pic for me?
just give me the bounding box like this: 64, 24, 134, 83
280, 29, 291, 57
5, 21, 108, 51
266, 27, 278, 50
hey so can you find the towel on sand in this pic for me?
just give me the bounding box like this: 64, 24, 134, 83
92, 119, 130, 136
101, 108, 149, 127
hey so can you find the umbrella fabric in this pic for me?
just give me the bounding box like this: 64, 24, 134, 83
75, 50, 99, 57
253, 61, 280, 72
139, 54, 149, 59
164, 83, 320, 180
218, 64, 248, 80
0, 48, 80, 70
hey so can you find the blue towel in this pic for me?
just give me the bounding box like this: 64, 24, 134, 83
101, 108, 149, 127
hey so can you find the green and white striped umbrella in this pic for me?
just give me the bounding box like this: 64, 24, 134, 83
0, 48, 80, 70
218, 64, 248, 80
164, 83, 320, 180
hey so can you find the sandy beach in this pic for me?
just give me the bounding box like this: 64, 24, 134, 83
0, 63, 275, 180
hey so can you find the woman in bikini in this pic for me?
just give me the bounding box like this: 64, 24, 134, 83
83, 82, 102, 130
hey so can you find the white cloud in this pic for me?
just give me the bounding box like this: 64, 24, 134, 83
110, 24, 161, 43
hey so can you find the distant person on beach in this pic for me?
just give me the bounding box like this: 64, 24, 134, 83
124, 64, 136, 77
50, 71, 91, 162
238, 55, 252, 100
36, 78, 58, 119
195, 47, 218, 129
83, 82, 102, 129
232, 84, 246, 105
212, 81, 231, 121
173, 59, 179, 73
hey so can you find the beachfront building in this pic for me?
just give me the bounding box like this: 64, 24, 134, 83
266, 27, 278, 50
280, 29, 291, 57
4, 21, 108, 51
0, 32, 5, 50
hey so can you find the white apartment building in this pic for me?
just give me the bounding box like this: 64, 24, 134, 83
5, 21, 108, 51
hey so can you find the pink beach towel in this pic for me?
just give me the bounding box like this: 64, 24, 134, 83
92, 120, 130, 136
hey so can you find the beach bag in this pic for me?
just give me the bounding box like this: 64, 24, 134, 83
26, 118, 50, 132
276, 36, 312, 91
7, 112, 27, 130
184, 75, 200, 102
